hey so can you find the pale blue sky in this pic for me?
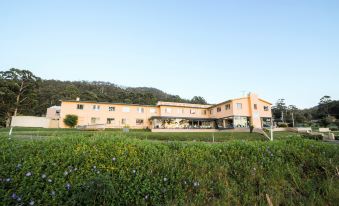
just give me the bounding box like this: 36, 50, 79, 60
1, 0, 338, 108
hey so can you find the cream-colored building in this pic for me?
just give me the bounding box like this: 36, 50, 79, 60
59, 93, 272, 130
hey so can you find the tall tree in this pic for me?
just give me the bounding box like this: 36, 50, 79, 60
191, 96, 207, 104
0, 68, 41, 127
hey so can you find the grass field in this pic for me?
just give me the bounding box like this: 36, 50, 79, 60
1, 128, 339, 205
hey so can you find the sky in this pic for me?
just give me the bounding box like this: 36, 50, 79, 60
0, 0, 338, 108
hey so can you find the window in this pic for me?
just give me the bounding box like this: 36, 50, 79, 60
107, 118, 115, 124
177, 108, 184, 114
108, 106, 115, 112
123, 107, 130, 112
217, 107, 221, 112
165, 108, 172, 113
225, 104, 231, 110
236, 103, 242, 109
77, 104, 84, 110
201, 110, 207, 115
136, 119, 144, 125
190, 109, 196, 114
210, 109, 213, 115
137, 107, 144, 113
254, 104, 257, 110
91, 117, 99, 124
121, 118, 127, 124
150, 108, 156, 114
264, 106, 269, 111
93, 105, 100, 111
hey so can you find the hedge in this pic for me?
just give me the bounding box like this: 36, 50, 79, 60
1, 134, 339, 205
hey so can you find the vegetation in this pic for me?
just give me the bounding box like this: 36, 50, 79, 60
272, 97, 339, 129
1, 132, 338, 205
63, 115, 78, 128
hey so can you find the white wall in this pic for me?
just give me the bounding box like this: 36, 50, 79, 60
11, 116, 59, 128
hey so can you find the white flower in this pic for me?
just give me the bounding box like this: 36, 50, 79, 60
29, 200, 35, 205
163, 177, 168, 182
48, 178, 53, 183
64, 171, 68, 176
112, 157, 116, 161
193, 181, 200, 187
41, 174, 47, 179
25, 172, 32, 177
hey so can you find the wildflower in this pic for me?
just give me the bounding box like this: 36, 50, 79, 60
132, 169, 136, 174
74, 167, 78, 171
11, 193, 17, 199
93, 165, 96, 169
193, 181, 200, 187
29, 200, 35, 205
17, 196, 22, 202
144, 194, 149, 200
163, 177, 168, 182
183, 181, 187, 185
41, 174, 47, 179
47, 178, 53, 183
50, 191, 56, 196
25, 172, 32, 177
16, 163, 22, 169
65, 183, 71, 191
5, 178, 11, 182
112, 157, 116, 162
64, 171, 68, 176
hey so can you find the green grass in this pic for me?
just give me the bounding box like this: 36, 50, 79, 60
1, 127, 267, 142
1, 130, 339, 205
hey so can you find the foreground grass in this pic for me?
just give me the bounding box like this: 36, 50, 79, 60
1, 133, 339, 205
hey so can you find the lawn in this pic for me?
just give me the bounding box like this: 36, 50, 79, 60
1, 127, 267, 142
1, 128, 339, 205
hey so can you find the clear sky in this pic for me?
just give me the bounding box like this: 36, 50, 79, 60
1, 0, 338, 108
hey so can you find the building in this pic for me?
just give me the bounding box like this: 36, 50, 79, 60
59, 93, 272, 130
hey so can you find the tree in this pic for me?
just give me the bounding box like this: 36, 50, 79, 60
191, 96, 207, 104
272, 99, 287, 122
0, 68, 41, 127
318, 95, 332, 117
63, 114, 78, 128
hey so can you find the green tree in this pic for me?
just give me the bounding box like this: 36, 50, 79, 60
0, 68, 41, 127
191, 96, 207, 104
63, 114, 78, 128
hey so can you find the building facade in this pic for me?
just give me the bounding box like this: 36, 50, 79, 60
59, 93, 272, 130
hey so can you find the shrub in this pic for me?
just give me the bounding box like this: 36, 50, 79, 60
63, 115, 78, 128
277, 122, 289, 128
0, 134, 338, 205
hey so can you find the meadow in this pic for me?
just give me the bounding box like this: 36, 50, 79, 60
1, 128, 339, 205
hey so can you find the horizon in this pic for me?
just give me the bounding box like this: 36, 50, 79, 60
1, 0, 338, 109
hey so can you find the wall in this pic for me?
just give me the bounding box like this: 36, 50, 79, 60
11, 116, 59, 128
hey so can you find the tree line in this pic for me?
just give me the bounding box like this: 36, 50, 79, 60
0, 68, 207, 127
271, 96, 339, 130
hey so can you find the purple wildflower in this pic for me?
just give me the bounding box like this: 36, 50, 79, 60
11, 193, 17, 199
65, 183, 71, 191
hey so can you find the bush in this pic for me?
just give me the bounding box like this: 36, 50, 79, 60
63, 115, 78, 128
0, 134, 338, 205
277, 122, 289, 128
302, 134, 323, 141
